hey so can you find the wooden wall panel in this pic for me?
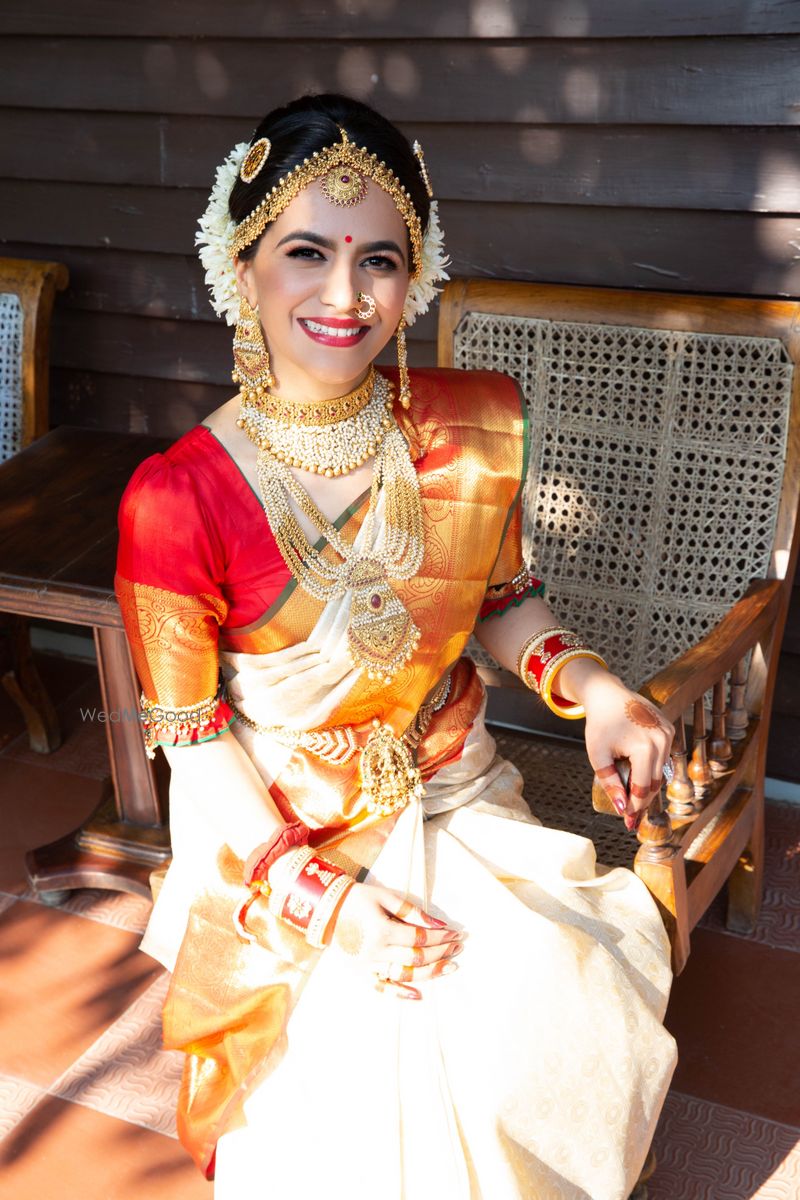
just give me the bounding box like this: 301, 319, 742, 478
5, 111, 800, 212
1, 5, 799, 780
5, 188, 800, 296
1, 37, 798, 125
3, 0, 799, 39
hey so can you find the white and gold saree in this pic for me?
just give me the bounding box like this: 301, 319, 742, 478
120, 369, 676, 1199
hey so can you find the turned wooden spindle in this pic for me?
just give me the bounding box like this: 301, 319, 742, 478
727, 656, 749, 742
708, 678, 733, 773
687, 697, 713, 798
635, 791, 676, 863
666, 718, 697, 817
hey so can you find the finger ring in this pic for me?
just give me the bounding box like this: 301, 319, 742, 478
413, 926, 427, 949
388, 962, 413, 984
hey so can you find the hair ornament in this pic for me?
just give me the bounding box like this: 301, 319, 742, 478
240, 137, 271, 183
412, 140, 433, 200
196, 126, 449, 328
196, 140, 251, 326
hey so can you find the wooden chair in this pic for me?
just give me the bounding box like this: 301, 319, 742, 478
439, 279, 800, 973
0, 257, 69, 752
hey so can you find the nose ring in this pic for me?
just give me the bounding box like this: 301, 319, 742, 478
354, 291, 376, 321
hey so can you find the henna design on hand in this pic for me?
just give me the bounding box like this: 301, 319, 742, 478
335, 916, 364, 957
625, 698, 661, 729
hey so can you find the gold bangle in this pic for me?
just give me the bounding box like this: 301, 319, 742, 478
516, 627, 579, 690
540, 650, 609, 719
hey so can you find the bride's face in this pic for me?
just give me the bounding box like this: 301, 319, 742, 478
235, 178, 411, 399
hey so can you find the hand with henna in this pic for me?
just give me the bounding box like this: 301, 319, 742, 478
332, 881, 464, 1000
555, 659, 674, 832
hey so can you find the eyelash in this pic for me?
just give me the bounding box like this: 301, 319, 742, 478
286, 247, 398, 271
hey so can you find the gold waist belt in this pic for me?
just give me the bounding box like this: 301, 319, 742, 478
226, 675, 451, 818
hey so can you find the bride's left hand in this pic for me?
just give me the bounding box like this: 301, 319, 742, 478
579, 671, 674, 831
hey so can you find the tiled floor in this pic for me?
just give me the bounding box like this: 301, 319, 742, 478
0, 653, 798, 1199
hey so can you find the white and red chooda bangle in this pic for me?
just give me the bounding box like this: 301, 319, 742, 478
517, 627, 608, 719
234, 845, 354, 949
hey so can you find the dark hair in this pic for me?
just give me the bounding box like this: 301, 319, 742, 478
229, 93, 430, 262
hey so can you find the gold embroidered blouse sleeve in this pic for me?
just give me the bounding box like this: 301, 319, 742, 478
115, 450, 233, 753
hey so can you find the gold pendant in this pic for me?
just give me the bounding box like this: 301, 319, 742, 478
361, 721, 424, 816
345, 558, 421, 683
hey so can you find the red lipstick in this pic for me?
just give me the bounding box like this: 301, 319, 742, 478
299, 317, 370, 348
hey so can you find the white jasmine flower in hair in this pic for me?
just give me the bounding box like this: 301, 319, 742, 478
196, 141, 451, 328
196, 141, 250, 325
404, 202, 450, 327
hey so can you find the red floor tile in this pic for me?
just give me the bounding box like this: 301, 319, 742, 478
700, 799, 800, 955
666, 928, 800, 1128
0, 900, 158, 1088
0, 1095, 212, 1200
0, 756, 106, 894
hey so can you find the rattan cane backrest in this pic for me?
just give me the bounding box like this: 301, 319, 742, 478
439, 282, 800, 689
0, 292, 24, 461
0, 258, 68, 460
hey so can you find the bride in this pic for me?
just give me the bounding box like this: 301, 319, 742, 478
115, 92, 677, 1199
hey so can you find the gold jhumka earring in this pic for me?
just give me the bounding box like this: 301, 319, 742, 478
231, 295, 275, 399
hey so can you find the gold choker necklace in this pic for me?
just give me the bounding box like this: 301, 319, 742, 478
238, 369, 394, 477
239, 367, 375, 428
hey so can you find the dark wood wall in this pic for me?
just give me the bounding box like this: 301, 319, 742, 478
1, 1, 799, 780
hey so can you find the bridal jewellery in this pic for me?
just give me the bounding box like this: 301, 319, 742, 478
196, 128, 449, 329
355, 291, 376, 320
251, 373, 424, 683
232, 295, 275, 393
517, 627, 608, 719
227, 673, 450, 819
239, 137, 271, 183
238, 369, 392, 477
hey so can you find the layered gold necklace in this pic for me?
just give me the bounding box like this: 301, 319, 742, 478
241, 370, 425, 683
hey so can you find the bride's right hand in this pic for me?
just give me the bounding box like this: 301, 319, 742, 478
332, 881, 464, 1000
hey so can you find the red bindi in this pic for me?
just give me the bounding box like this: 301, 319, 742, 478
344, 235, 353, 243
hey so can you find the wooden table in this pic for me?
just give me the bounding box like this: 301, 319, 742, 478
0, 425, 173, 898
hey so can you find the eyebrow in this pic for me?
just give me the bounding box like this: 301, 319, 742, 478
276, 229, 406, 263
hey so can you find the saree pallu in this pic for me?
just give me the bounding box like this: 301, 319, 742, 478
138, 371, 676, 1197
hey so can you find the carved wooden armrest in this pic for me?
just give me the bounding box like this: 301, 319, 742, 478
638, 578, 783, 723
591, 578, 783, 816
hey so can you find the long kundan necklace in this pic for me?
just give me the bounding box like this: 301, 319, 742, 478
239, 369, 424, 683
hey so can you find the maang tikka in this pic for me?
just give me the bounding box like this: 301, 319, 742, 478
232, 295, 275, 398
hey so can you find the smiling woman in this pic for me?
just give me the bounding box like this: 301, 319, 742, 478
114, 93, 677, 1200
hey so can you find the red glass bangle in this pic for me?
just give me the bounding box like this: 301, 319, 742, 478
518, 629, 587, 696
517, 628, 608, 719
243, 821, 310, 885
